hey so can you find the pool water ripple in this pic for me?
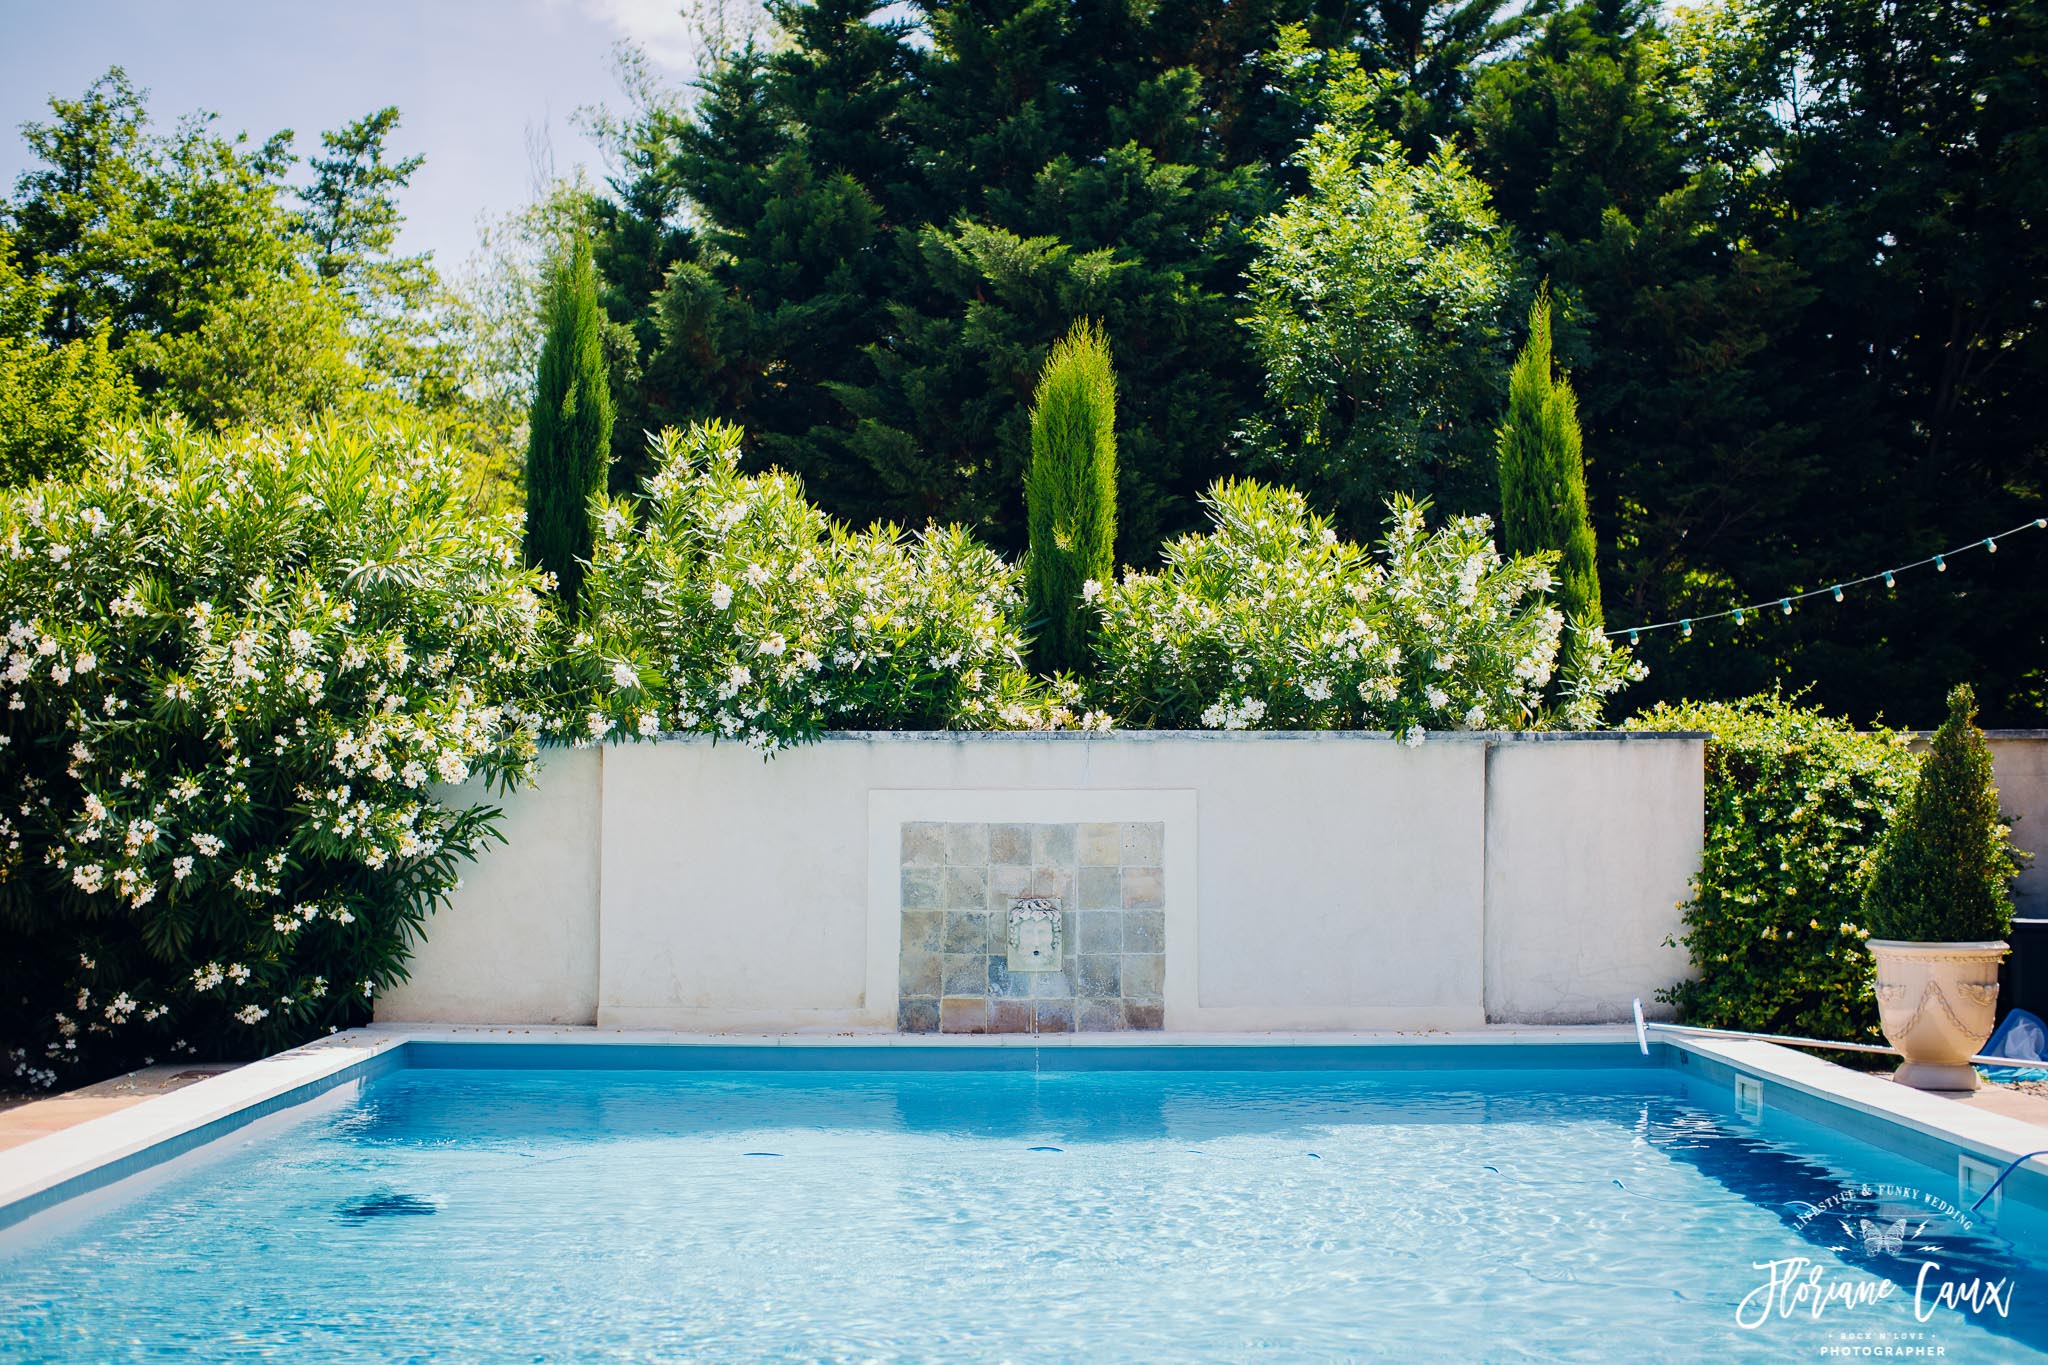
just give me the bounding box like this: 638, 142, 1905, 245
1, 1066, 2044, 1362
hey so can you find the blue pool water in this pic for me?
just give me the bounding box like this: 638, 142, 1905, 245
3, 1053, 2046, 1361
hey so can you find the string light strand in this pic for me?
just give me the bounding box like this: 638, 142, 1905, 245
1587, 516, 2048, 645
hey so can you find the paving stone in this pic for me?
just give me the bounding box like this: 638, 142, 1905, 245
987, 955, 1029, 998
943, 866, 987, 910
900, 866, 943, 911
1120, 822, 1164, 866
988, 823, 1032, 864
940, 997, 988, 1033
1077, 909, 1122, 954
1077, 1000, 1127, 1032
1075, 954, 1122, 998
1078, 822, 1122, 867
1032, 999, 1075, 1033
1123, 908, 1165, 954
900, 909, 944, 954
1121, 866, 1164, 909
942, 952, 988, 996
1122, 953, 1165, 998
1123, 1001, 1164, 1031
1028, 970, 1073, 999
1078, 866, 1121, 911
943, 910, 989, 954
989, 999, 1034, 1034
1032, 823, 1077, 867
943, 822, 988, 866
898, 998, 940, 1033
898, 948, 941, 997
1026, 866, 1075, 905
901, 822, 947, 867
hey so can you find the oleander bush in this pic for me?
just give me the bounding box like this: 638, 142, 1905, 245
1630, 694, 1921, 1042
1091, 479, 1641, 736
0, 421, 550, 1089
560, 422, 1108, 752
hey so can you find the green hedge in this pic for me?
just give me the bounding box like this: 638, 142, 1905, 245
1630, 694, 1920, 1042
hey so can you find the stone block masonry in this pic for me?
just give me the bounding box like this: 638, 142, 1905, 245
898, 820, 1166, 1033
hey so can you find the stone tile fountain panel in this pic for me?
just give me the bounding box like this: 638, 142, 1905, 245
898, 820, 1165, 1033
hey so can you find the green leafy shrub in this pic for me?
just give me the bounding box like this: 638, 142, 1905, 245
0, 421, 549, 1089
1024, 320, 1117, 675
563, 423, 1108, 753
1630, 694, 1919, 1041
1862, 683, 2022, 943
1091, 479, 1641, 735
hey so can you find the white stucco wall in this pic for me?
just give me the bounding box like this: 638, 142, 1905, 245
377, 731, 1706, 1031
1986, 736, 2048, 920
377, 747, 602, 1025
1483, 738, 1702, 1023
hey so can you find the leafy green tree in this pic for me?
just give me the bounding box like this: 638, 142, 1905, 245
0, 229, 135, 484
1496, 285, 1601, 686
299, 106, 425, 288
2, 69, 506, 482
1242, 115, 1523, 532
1475, 0, 2048, 727
1024, 320, 1117, 674
525, 236, 615, 612
1862, 684, 2023, 943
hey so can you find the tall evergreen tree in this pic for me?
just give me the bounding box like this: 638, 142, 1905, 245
1497, 285, 1601, 681
589, 0, 1295, 560
524, 236, 614, 613
1024, 320, 1117, 674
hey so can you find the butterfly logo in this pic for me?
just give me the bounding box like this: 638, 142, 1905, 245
1861, 1218, 1906, 1257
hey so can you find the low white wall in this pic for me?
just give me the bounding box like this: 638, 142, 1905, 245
378, 731, 1706, 1031
1987, 736, 2048, 919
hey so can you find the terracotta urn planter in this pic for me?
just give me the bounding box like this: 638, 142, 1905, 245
1868, 939, 2008, 1092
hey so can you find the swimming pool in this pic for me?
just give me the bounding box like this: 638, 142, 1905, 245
3, 1039, 2045, 1361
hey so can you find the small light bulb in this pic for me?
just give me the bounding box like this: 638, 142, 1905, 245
1780, 598, 1793, 615
1985, 538, 1998, 553
1733, 608, 1745, 625
1680, 620, 1693, 638
1831, 585, 1844, 602
1936, 555, 1947, 572
1628, 629, 1639, 646
1884, 571, 1896, 589
2036, 517, 2046, 529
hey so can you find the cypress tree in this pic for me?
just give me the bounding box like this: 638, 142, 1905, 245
1861, 684, 2021, 943
524, 235, 613, 614
1024, 320, 1117, 675
1497, 285, 1602, 673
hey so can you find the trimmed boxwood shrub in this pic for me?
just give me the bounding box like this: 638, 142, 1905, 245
1630, 694, 1919, 1042
1861, 683, 2021, 943
0, 421, 550, 1089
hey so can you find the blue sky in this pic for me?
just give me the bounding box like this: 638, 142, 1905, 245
0, 0, 710, 267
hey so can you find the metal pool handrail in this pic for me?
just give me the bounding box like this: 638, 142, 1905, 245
1628, 999, 2040, 1067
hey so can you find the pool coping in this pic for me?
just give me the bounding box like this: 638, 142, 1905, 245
5, 1024, 2047, 1233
